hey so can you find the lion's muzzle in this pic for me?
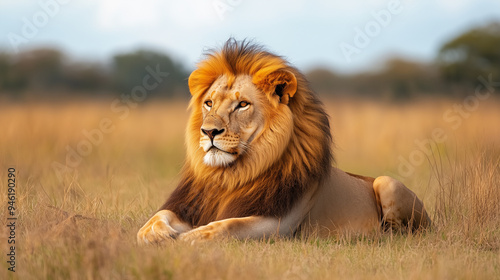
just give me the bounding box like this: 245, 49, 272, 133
201, 128, 225, 141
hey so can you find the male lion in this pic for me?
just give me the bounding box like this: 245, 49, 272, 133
137, 39, 431, 244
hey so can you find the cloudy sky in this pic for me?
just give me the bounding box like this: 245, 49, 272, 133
1, 0, 499, 73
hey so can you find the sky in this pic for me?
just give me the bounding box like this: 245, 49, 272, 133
1, 0, 499, 73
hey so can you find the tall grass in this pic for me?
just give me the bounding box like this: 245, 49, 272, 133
433, 150, 500, 250
0, 98, 499, 279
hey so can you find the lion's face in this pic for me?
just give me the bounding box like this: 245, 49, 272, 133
199, 75, 266, 167
187, 51, 300, 176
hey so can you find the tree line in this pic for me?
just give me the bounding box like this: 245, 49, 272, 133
308, 21, 500, 100
0, 49, 190, 99
1, 21, 498, 100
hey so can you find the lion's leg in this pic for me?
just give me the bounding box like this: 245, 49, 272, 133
178, 216, 288, 242
373, 176, 431, 232
137, 209, 192, 245
178, 185, 317, 243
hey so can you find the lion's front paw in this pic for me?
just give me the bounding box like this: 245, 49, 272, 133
178, 223, 225, 243
137, 212, 179, 245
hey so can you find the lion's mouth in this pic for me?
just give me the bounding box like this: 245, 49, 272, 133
203, 145, 238, 167
208, 146, 238, 155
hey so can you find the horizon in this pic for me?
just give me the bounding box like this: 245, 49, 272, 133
1, 0, 499, 74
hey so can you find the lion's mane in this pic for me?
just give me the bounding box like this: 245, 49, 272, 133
161, 39, 333, 227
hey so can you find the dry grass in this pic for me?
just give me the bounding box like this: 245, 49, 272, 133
1, 97, 499, 279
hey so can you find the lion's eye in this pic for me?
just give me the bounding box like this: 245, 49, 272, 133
237, 101, 250, 109
204, 100, 213, 108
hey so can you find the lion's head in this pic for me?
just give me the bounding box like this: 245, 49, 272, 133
163, 39, 333, 226
186, 39, 332, 183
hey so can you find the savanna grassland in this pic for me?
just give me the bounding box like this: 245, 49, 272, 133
1, 97, 499, 279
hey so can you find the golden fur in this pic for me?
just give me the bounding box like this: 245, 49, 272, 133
160, 39, 332, 227
137, 39, 431, 244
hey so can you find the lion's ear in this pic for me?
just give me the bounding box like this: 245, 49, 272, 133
255, 70, 297, 105
188, 69, 215, 97
188, 69, 202, 96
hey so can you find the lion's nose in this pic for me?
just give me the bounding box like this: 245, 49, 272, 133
201, 128, 225, 141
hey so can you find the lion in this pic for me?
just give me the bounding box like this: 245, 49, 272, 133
137, 39, 431, 244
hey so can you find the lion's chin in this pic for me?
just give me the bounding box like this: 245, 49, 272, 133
203, 148, 237, 167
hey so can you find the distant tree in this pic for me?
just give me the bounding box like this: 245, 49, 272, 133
306, 58, 441, 100
11, 49, 66, 90
112, 50, 189, 98
0, 53, 9, 89
306, 68, 340, 95
64, 62, 110, 92
438, 21, 500, 85
0, 48, 192, 98
380, 58, 441, 99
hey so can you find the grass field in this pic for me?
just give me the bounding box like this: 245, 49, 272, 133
1, 97, 499, 279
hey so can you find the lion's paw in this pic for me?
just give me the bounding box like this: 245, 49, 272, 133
178, 223, 224, 244
137, 211, 179, 245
